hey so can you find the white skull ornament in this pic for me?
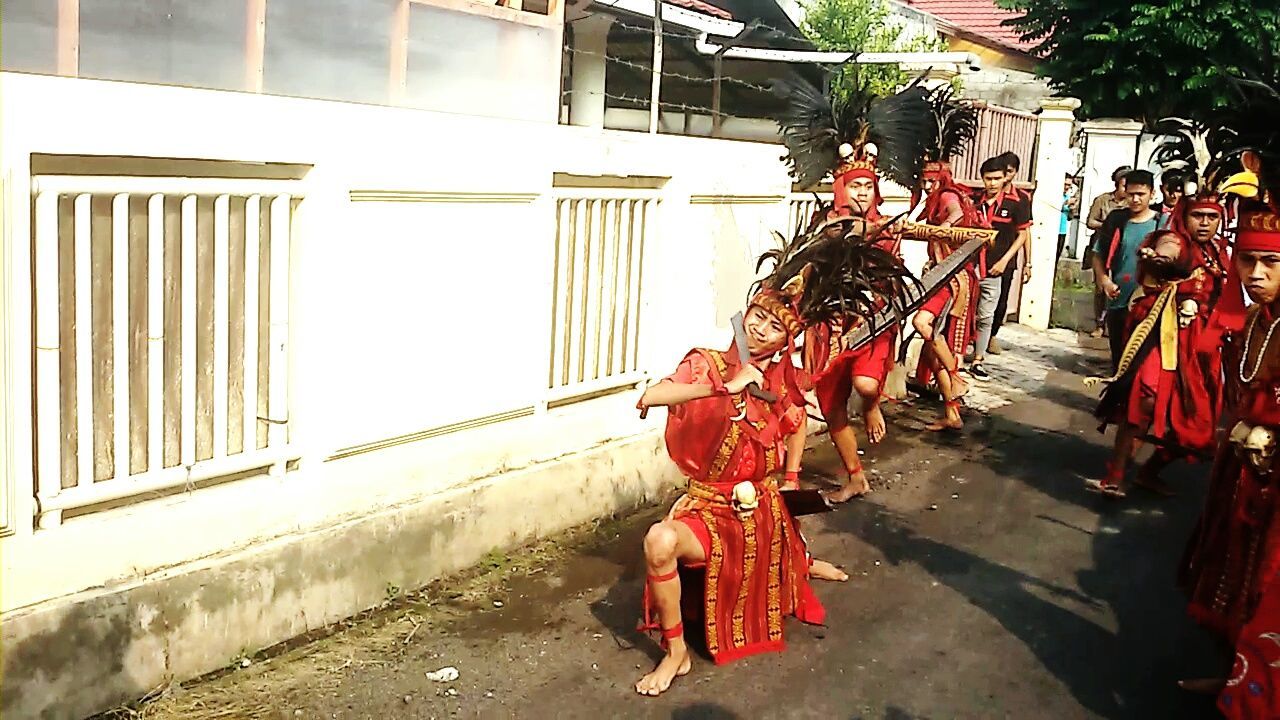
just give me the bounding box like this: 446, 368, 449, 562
1178, 299, 1199, 329
1244, 425, 1278, 473
731, 481, 759, 518
1230, 421, 1253, 447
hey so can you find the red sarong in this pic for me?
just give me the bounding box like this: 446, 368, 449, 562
642, 348, 824, 664
805, 321, 896, 430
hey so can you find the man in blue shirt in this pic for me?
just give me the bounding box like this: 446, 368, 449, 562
1090, 169, 1160, 372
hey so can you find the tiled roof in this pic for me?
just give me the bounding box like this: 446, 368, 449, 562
668, 0, 734, 20
904, 0, 1035, 53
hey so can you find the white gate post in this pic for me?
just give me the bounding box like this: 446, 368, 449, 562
1021, 97, 1081, 331
1076, 119, 1143, 258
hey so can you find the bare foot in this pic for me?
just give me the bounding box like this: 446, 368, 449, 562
1178, 677, 1226, 694
823, 473, 871, 503
635, 645, 692, 696
864, 404, 887, 444
925, 417, 963, 432
779, 480, 800, 492
810, 559, 850, 582
1084, 478, 1126, 499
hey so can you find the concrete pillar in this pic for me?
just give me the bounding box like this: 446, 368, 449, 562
568, 14, 613, 129
1021, 97, 1081, 331
1075, 119, 1142, 257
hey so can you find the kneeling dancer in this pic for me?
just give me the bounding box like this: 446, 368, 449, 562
633, 222, 913, 696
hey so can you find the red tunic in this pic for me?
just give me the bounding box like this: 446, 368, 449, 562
1097, 239, 1230, 454
804, 231, 901, 427
1182, 305, 1280, 649
642, 347, 825, 664
916, 188, 982, 384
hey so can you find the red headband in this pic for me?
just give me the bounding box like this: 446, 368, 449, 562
843, 159, 877, 182
1237, 211, 1280, 254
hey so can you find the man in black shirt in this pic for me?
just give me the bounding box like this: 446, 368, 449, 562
969, 157, 1032, 379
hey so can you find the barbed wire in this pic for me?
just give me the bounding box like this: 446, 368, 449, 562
558, 87, 765, 124
564, 46, 774, 94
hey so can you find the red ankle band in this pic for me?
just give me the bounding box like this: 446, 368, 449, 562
847, 462, 863, 477
784, 470, 799, 483
648, 568, 679, 584
660, 622, 684, 640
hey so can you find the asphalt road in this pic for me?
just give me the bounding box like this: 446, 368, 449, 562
132, 327, 1226, 720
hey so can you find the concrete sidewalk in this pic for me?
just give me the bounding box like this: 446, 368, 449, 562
119, 325, 1224, 720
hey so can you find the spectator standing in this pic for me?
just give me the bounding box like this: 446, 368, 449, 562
1083, 165, 1132, 337
1090, 169, 1160, 372
969, 157, 1032, 380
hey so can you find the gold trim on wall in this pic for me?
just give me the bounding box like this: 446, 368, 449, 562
328, 406, 537, 461
688, 194, 785, 205
349, 190, 540, 204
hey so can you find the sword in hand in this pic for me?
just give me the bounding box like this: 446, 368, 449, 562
730, 311, 779, 404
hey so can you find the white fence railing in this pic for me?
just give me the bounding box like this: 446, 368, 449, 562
31, 176, 301, 528
787, 193, 832, 236
548, 189, 657, 399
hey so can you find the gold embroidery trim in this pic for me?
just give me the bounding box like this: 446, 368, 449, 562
701, 509, 723, 657
731, 512, 758, 649
766, 496, 784, 641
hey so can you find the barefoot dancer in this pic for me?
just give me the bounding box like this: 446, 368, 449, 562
912, 187, 979, 428
1086, 155, 1229, 498
911, 87, 982, 432
633, 212, 915, 697
771, 75, 934, 502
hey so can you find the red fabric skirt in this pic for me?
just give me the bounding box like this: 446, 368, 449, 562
1099, 314, 1220, 456
1182, 450, 1280, 643
1220, 579, 1280, 719
812, 331, 894, 429
919, 285, 952, 318
644, 484, 826, 665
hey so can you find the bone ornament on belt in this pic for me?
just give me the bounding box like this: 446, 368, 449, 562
1230, 421, 1279, 474
1178, 299, 1199, 329
897, 222, 997, 247
732, 481, 760, 519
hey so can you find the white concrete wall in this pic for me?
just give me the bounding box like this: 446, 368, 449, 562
0, 72, 939, 718
0, 72, 800, 610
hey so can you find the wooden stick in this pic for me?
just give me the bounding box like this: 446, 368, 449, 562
56, 0, 79, 77
244, 0, 267, 92
389, 0, 410, 104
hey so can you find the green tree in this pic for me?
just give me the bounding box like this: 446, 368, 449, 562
997, 0, 1280, 125
800, 0, 946, 100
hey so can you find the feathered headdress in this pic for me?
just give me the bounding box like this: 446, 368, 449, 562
750, 217, 919, 331
1190, 68, 1280, 350
770, 73, 934, 192
1151, 119, 1227, 235
1206, 71, 1280, 210
922, 85, 980, 169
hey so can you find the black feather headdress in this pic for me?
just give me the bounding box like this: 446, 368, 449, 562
751, 213, 919, 329
1208, 72, 1280, 206
771, 73, 934, 190
923, 85, 979, 165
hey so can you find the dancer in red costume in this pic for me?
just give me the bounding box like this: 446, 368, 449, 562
1086, 134, 1230, 498
1168, 69, 1280, 716
771, 75, 933, 502
633, 217, 915, 696
912, 87, 982, 431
